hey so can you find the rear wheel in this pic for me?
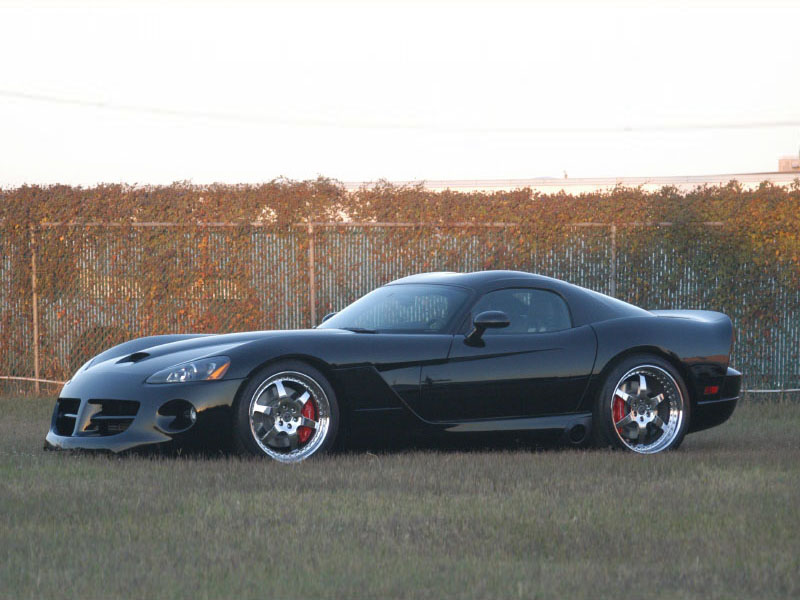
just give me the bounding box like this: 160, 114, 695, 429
593, 354, 690, 454
233, 361, 339, 462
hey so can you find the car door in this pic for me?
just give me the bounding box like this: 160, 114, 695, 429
415, 287, 597, 421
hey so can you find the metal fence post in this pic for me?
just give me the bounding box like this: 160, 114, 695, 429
29, 225, 40, 394
610, 224, 617, 297
307, 222, 316, 326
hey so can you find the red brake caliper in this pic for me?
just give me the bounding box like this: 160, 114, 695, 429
612, 395, 626, 433
297, 399, 317, 444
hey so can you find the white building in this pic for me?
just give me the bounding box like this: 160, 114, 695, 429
345, 170, 799, 194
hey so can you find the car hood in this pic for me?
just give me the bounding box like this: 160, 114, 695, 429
75, 329, 354, 381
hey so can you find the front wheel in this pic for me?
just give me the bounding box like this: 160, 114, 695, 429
233, 361, 339, 463
592, 355, 690, 454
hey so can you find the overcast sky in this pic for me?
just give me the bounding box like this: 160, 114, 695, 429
1, 0, 798, 187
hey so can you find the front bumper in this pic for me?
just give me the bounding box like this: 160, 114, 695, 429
45, 374, 244, 453
689, 366, 741, 433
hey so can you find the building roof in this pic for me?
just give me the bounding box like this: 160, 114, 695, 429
344, 171, 799, 194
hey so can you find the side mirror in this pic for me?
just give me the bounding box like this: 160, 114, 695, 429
465, 310, 510, 346
320, 311, 337, 325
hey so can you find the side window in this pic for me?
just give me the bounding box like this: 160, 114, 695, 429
471, 288, 572, 335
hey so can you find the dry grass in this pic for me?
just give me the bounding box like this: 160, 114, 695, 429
1, 396, 798, 599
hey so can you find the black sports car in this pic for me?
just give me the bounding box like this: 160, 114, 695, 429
46, 271, 741, 461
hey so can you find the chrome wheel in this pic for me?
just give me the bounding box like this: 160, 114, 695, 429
248, 371, 331, 463
611, 364, 685, 454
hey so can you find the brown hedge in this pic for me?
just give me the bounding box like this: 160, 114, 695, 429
0, 178, 798, 389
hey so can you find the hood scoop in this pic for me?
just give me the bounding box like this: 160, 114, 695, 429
116, 351, 150, 364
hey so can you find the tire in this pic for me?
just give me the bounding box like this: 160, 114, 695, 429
592, 354, 691, 454
233, 360, 339, 463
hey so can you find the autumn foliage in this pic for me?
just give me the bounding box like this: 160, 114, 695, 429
0, 178, 798, 389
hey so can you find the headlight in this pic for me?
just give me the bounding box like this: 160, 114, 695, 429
146, 356, 230, 384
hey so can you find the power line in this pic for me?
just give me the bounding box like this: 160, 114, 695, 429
2, 88, 799, 134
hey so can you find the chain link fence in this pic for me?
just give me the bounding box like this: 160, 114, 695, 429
1, 221, 798, 396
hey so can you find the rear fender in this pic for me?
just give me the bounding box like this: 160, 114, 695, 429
584, 313, 734, 410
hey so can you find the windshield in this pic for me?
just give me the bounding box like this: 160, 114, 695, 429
318, 284, 470, 333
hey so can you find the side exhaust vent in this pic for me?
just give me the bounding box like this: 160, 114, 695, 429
567, 424, 588, 445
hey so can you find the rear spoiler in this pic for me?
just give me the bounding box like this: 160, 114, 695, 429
650, 309, 734, 363
649, 310, 730, 324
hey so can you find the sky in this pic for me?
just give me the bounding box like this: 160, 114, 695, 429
1, 0, 799, 187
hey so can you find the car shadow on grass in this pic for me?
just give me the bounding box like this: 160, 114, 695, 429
97, 428, 592, 461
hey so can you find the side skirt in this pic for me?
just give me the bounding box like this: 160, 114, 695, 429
347, 407, 593, 447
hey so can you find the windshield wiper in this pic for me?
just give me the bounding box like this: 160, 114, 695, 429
342, 327, 378, 334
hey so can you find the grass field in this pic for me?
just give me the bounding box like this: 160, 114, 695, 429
1, 395, 798, 599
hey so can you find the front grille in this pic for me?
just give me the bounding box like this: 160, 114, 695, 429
55, 398, 81, 436
81, 399, 140, 437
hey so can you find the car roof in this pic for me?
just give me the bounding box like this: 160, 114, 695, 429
386, 270, 651, 326
388, 270, 560, 289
